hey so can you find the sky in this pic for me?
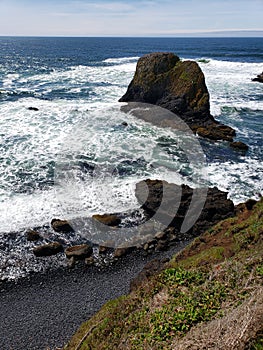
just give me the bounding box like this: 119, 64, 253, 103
0, 0, 262, 37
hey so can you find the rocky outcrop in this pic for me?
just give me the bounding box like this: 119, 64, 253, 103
92, 179, 235, 255
135, 179, 234, 238
119, 52, 236, 142
252, 72, 263, 83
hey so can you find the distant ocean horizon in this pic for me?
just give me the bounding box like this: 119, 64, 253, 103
0, 36, 262, 280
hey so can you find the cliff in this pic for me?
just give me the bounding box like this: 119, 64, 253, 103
64, 198, 263, 350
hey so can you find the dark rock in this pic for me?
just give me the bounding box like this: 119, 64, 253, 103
113, 247, 134, 258
155, 240, 169, 251
28, 107, 39, 111
51, 219, 74, 233
230, 141, 249, 151
26, 229, 41, 242
119, 52, 236, 142
65, 244, 93, 260
197, 125, 236, 142
135, 179, 234, 237
245, 199, 257, 211
85, 256, 95, 266
92, 214, 121, 227
33, 242, 63, 257
252, 72, 263, 83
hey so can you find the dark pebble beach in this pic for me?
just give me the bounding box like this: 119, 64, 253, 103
0, 243, 187, 350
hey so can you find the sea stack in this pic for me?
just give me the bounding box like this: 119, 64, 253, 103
119, 52, 236, 142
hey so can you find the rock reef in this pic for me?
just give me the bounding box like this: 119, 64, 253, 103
119, 52, 236, 142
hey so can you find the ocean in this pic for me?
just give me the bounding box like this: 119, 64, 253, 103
0, 37, 262, 280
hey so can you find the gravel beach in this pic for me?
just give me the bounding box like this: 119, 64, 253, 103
0, 243, 187, 350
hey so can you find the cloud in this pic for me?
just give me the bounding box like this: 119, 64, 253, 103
91, 2, 134, 12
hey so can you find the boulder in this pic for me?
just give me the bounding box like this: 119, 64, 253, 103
119, 52, 236, 142
252, 72, 263, 83
33, 242, 63, 257
65, 244, 93, 260
51, 218, 74, 233
26, 229, 41, 242
92, 214, 121, 227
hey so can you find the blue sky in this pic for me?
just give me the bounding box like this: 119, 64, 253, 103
0, 0, 262, 37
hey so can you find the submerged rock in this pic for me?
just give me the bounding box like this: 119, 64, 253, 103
33, 242, 63, 257
119, 52, 237, 142
230, 141, 249, 151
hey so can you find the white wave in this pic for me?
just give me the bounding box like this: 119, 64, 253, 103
103, 56, 140, 64
207, 158, 263, 204
198, 59, 263, 116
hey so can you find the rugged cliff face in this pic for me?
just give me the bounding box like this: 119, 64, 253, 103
119, 52, 237, 142
65, 198, 263, 350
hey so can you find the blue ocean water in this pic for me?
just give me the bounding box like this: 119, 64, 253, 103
0, 37, 262, 280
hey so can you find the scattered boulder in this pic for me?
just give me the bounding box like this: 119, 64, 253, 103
230, 141, 249, 151
51, 218, 74, 233
65, 244, 93, 260
26, 229, 41, 242
92, 214, 121, 227
119, 52, 236, 142
252, 72, 263, 83
33, 242, 63, 257
113, 247, 134, 258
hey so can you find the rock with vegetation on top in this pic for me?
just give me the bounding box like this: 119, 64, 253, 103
119, 52, 236, 142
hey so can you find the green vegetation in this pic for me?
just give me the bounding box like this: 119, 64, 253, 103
64, 199, 263, 350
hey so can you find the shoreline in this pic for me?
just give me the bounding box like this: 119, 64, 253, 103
0, 241, 187, 350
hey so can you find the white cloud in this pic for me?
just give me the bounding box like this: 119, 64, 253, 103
91, 2, 134, 12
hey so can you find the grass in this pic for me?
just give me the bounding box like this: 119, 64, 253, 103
64, 198, 263, 350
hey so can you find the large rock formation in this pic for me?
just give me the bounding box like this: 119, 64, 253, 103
119, 52, 236, 142
135, 179, 234, 238
92, 179, 235, 252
